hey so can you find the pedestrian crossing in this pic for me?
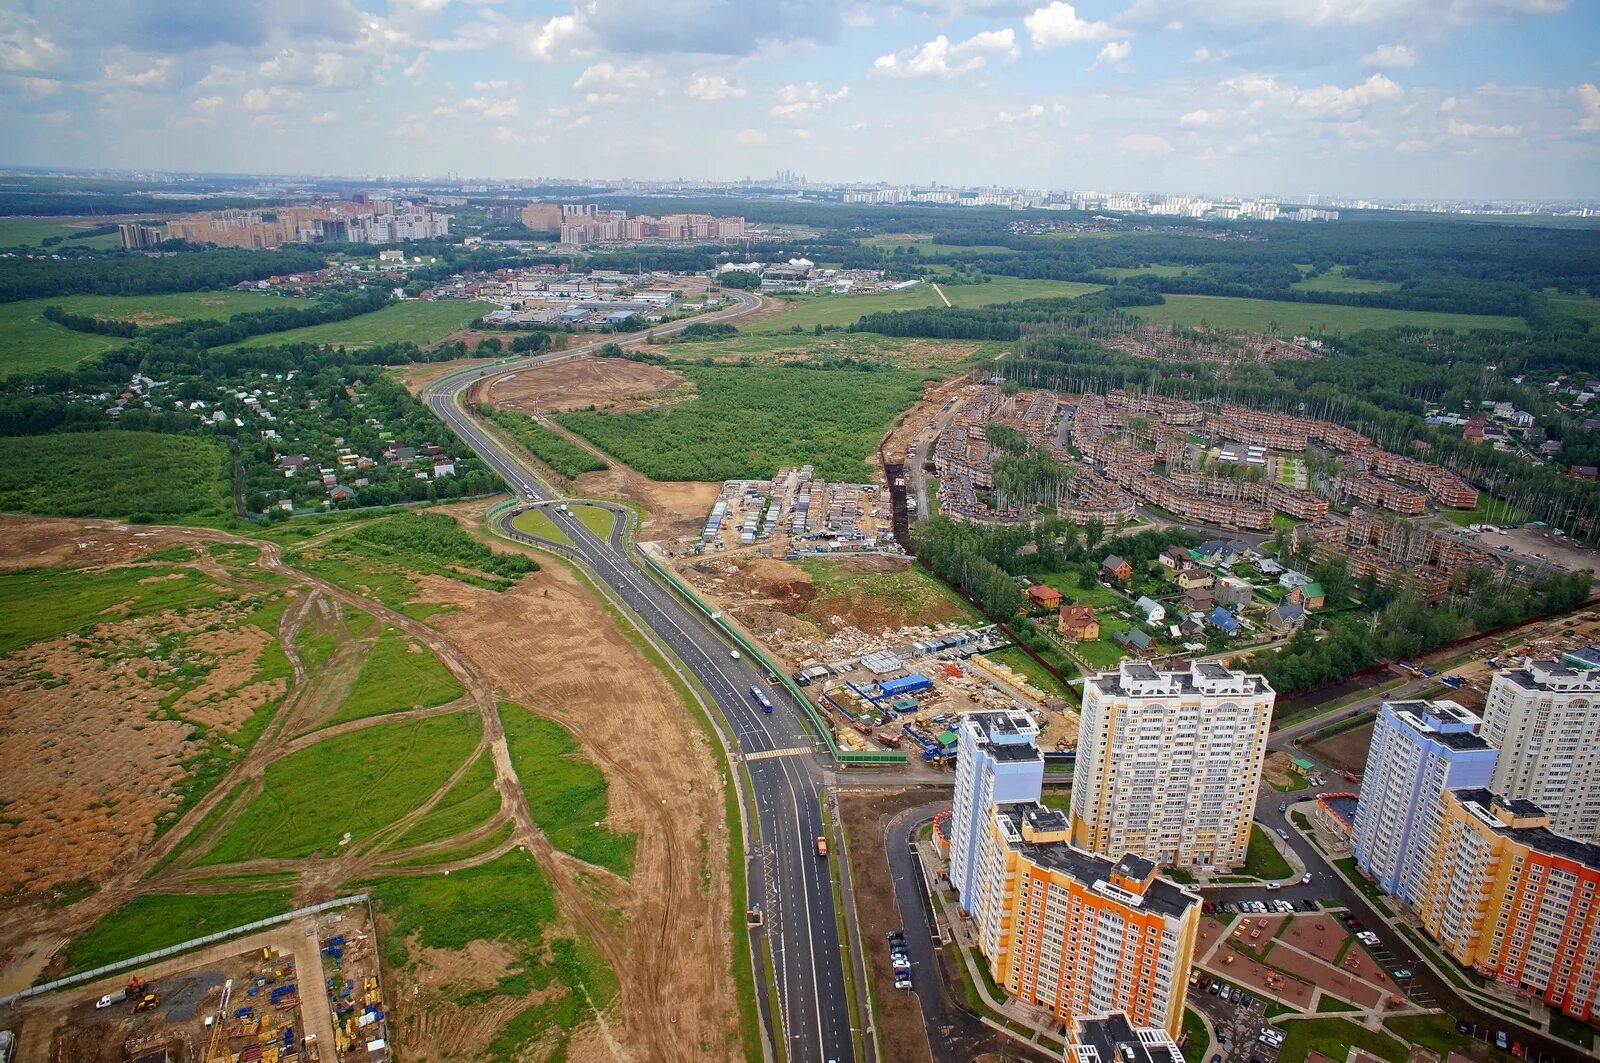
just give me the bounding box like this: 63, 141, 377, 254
743, 745, 811, 761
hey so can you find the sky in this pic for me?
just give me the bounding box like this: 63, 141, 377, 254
2, 0, 1598, 201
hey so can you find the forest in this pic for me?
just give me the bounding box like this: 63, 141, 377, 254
0, 246, 327, 302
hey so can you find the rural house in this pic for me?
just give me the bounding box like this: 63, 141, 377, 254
1026, 584, 1064, 611
1268, 602, 1307, 633
1058, 605, 1100, 641
1101, 555, 1133, 581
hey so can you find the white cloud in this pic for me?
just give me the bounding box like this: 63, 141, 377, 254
995, 103, 1046, 124
685, 73, 744, 101
572, 60, 663, 103
872, 28, 1018, 79
1089, 40, 1132, 71
1440, 95, 1459, 112
1363, 43, 1419, 69
310, 110, 338, 124
1295, 73, 1403, 116
736, 127, 768, 145
1025, 2, 1116, 48
520, 14, 595, 62
1447, 118, 1521, 137
15, 75, 59, 99
1190, 46, 1225, 63
1124, 0, 1568, 30
1118, 132, 1173, 154
101, 57, 174, 89
1578, 83, 1600, 132
770, 81, 849, 119
1179, 108, 1223, 126
436, 92, 519, 120
190, 94, 224, 113
403, 52, 430, 82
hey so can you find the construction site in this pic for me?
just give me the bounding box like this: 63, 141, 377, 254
6, 906, 384, 1063
693, 468, 898, 557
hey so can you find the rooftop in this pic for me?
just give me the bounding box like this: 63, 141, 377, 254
994, 805, 1198, 920
1070, 1012, 1184, 1063
1451, 788, 1600, 870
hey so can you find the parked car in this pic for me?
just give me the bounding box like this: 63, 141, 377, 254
1495, 1031, 1509, 1050
1393, 968, 1413, 979
895, 974, 913, 990
1217, 1028, 1228, 1045
1456, 1021, 1472, 1035
1301, 873, 1312, 884
1278, 803, 1288, 813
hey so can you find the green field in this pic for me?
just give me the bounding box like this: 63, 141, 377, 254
1290, 266, 1403, 294
213, 299, 495, 351
197, 712, 483, 863
1245, 824, 1293, 880
1274, 1018, 1406, 1063
0, 216, 127, 249
1437, 497, 1530, 527
556, 364, 928, 482
0, 291, 296, 374
0, 563, 235, 655
660, 330, 1003, 370
1130, 294, 1526, 335
799, 559, 981, 629
857, 235, 1017, 254
389, 751, 503, 849
983, 645, 1072, 698
572, 504, 617, 540
0, 431, 230, 522
322, 626, 465, 728
498, 703, 636, 877
754, 278, 1104, 333
511, 507, 571, 545
64, 889, 294, 973
488, 409, 608, 478
1548, 292, 1600, 326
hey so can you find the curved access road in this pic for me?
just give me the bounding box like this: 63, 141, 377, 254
423, 289, 858, 1063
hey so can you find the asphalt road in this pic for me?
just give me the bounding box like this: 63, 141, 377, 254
422, 291, 856, 1063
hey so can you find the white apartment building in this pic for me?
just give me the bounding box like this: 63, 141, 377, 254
1481, 660, 1600, 843
1070, 661, 1274, 869
949, 709, 1042, 909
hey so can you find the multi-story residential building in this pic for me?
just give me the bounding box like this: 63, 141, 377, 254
1481, 661, 1600, 843
1070, 661, 1275, 869
1067, 1012, 1186, 1063
1352, 699, 1499, 904
971, 802, 1200, 1038
949, 709, 1043, 909
1418, 789, 1600, 1022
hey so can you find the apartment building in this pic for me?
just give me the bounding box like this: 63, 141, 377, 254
1418, 789, 1600, 1022
1070, 661, 1275, 869
1352, 700, 1499, 905
950, 709, 1043, 909
1068, 1012, 1186, 1063
1481, 661, 1600, 844
971, 803, 1199, 1038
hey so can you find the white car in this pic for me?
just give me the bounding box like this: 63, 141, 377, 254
730, 650, 741, 659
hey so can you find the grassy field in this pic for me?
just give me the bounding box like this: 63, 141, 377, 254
557, 364, 927, 482
0, 291, 295, 375
0, 216, 127, 249
488, 409, 608, 478
754, 278, 1104, 332
1274, 1018, 1406, 1063
1437, 498, 1530, 527
198, 712, 482, 863
572, 504, 617, 540
983, 646, 1072, 698
1290, 266, 1402, 294
1182, 1008, 1210, 1057
1130, 294, 1527, 335
322, 626, 465, 727
659, 330, 1004, 371
1245, 824, 1293, 880
213, 299, 495, 351
799, 559, 983, 629
498, 703, 636, 877
511, 507, 570, 545
0, 431, 231, 521
0, 563, 235, 655
1095, 264, 1191, 279
389, 751, 503, 848
64, 889, 294, 973
1548, 292, 1600, 327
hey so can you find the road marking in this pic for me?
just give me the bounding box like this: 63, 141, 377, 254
744, 746, 813, 761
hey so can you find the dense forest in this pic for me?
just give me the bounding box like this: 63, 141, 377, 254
0, 247, 327, 302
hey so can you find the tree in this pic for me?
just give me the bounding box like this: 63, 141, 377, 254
1085, 518, 1106, 549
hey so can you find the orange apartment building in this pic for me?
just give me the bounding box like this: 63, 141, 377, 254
970, 803, 1201, 1038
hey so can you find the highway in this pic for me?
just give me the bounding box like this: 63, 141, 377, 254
422, 290, 855, 1063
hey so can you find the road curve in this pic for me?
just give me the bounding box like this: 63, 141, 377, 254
423, 289, 857, 1063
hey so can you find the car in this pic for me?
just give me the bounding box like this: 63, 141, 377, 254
894, 976, 913, 991
1511, 1043, 1523, 1058
1266, 882, 1280, 891
1218, 1029, 1228, 1045
1278, 828, 1290, 840
1208, 981, 1221, 995
1495, 1031, 1509, 1050
1393, 968, 1413, 979
892, 958, 911, 970
1456, 1021, 1472, 1036
886, 929, 904, 940
1240, 992, 1255, 1008
1210, 1056, 1222, 1063
1302, 873, 1312, 884
730, 650, 741, 659
1203, 901, 1216, 914
1302, 899, 1318, 912
1278, 802, 1288, 813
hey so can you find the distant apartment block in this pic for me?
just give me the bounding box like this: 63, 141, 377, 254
118, 222, 163, 250
949, 709, 1042, 909
1071, 661, 1274, 869
1481, 660, 1600, 844
970, 803, 1199, 1039
1352, 699, 1498, 904
558, 207, 746, 245
165, 203, 450, 249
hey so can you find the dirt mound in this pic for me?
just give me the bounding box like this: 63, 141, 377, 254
488, 356, 690, 415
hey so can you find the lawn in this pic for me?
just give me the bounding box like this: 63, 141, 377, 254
0, 431, 231, 521
753, 278, 1104, 332
498, 703, 637, 877
1129, 295, 1526, 335
511, 507, 571, 545
1315, 995, 1358, 1013
1181, 1007, 1210, 1057
1548, 292, 1600, 327
1384, 1014, 1498, 1060
984, 646, 1072, 697
1290, 266, 1403, 295
572, 504, 618, 541
1073, 633, 1135, 670
1244, 824, 1293, 880
0, 563, 237, 656
321, 626, 465, 727
0, 291, 296, 375
212, 298, 495, 351
1437, 498, 1530, 527
1274, 1017, 1407, 1063
389, 751, 503, 848
487, 409, 608, 478
1333, 857, 1395, 914
658, 330, 1002, 371
197, 712, 483, 863
556, 364, 928, 482
1548, 1010, 1598, 1050
799, 558, 981, 629
0, 216, 129, 248
64, 889, 294, 973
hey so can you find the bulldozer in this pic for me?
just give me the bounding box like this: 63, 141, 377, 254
133, 992, 161, 1013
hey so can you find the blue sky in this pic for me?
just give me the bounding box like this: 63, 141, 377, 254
2, 1, 1597, 200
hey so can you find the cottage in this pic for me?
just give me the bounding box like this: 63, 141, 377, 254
1100, 555, 1133, 581
1058, 604, 1100, 641
1301, 581, 1326, 609
433, 457, 456, 477
328, 485, 356, 503
1113, 627, 1152, 652
1183, 587, 1214, 611
1193, 539, 1232, 566
1026, 584, 1064, 611
1159, 545, 1191, 570
1279, 570, 1313, 591
1134, 596, 1166, 624
1214, 577, 1253, 610
1207, 606, 1239, 634
1255, 557, 1285, 576
278, 454, 309, 477
1268, 602, 1307, 633
1175, 566, 1213, 591
1177, 617, 1205, 639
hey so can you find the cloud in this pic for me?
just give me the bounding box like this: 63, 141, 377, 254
101, 57, 174, 88
1179, 108, 1224, 126
241, 85, 303, 112
685, 73, 744, 100
1440, 95, 1458, 112
1447, 118, 1521, 137
1578, 83, 1600, 131
735, 127, 768, 146
1089, 40, 1132, 71
1123, 0, 1568, 30
770, 81, 848, 119
14, 75, 60, 99
1190, 46, 1225, 63
571, 60, 663, 103
1025, 2, 1116, 48
1295, 73, 1403, 116
435, 92, 519, 120
994, 103, 1047, 124
1363, 43, 1418, 69
521, 14, 594, 61
1117, 131, 1173, 154
190, 94, 223, 113
872, 28, 1018, 78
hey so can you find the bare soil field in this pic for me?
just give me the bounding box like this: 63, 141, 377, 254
487, 356, 691, 415
1304, 721, 1376, 778
570, 463, 719, 541
881, 372, 978, 466
0, 516, 192, 571
393, 356, 499, 395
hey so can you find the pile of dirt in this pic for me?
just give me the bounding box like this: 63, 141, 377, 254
487, 356, 690, 415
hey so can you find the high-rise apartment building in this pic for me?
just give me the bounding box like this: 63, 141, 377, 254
970, 802, 1200, 1038
1481, 660, 1600, 843
1068, 1012, 1186, 1063
1070, 661, 1274, 868
950, 709, 1041, 909
1418, 789, 1600, 1022
1352, 699, 1498, 904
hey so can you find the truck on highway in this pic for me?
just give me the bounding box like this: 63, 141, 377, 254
815, 835, 828, 858
749, 685, 773, 713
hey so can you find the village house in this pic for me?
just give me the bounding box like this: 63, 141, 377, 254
1058, 604, 1100, 641
1159, 545, 1191, 570
1183, 587, 1214, 612
1214, 577, 1253, 610
1026, 584, 1064, 611
1100, 555, 1133, 581
1268, 602, 1307, 633
1134, 596, 1166, 624
1113, 627, 1153, 653
1175, 566, 1214, 591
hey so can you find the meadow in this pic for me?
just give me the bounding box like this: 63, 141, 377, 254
1290, 265, 1403, 294
488, 409, 608, 478
321, 625, 466, 728
555, 364, 928, 482
660, 330, 1003, 371
0, 563, 236, 655
754, 277, 1103, 332
0, 290, 291, 374
1129, 294, 1526, 335
510, 507, 570, 544
196, 712, 483, 863
0, 432, 231, 521
63, 888, 295, 973
798, 559, 981, 629
0, 216, 127, 249
389, 751, 503, 849
211, 298, 494, 352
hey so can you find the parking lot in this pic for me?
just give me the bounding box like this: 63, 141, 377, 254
1190, 970, 1284, 1063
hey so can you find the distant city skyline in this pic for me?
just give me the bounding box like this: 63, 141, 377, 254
2, 1, 1598, 201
